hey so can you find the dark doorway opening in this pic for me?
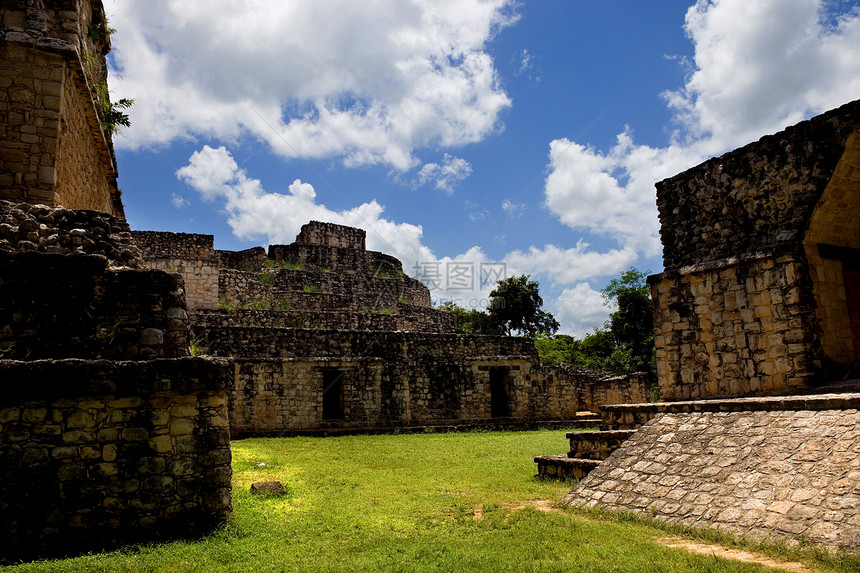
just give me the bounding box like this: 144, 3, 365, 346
489, 367, 510, 418
322, 369, 345, 420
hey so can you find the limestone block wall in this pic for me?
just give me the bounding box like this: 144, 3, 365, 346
563, 394, 860, 552
296, 220, 366, 250
650, 251, 820, 400
229, 358, 384, 435
195, 326, 537, 361
268, 243, 409, 282
0, 252, 189, 360
0, 0, 122, 216
0, 357, 232, 560
538, 364, 651, 414
219, 267, 431, 311
132, 231, 219, 310
651, 100, 860, 398
216, 246, 267, 271
0, 200, 141, 265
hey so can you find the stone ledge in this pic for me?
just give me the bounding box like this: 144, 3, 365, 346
0, 357, 231, 404
601, 393, 860, 415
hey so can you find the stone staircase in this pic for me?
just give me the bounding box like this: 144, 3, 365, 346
535, 386, 860, 480
535, 404, 656, 480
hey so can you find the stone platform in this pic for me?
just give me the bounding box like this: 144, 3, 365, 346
561, 393, 860, 552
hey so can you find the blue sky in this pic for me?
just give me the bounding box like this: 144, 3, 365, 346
106, 0, 860, 337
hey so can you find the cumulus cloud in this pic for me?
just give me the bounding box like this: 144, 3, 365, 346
108, 0, 517, 171
543, 0, 860, 278
552, 283, 615, 339
415, 154, 473, 193
170, 193, 188, 209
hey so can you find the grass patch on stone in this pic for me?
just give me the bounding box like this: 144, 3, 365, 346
4, 430, 857, 572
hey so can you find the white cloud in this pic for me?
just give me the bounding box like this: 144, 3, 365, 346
552, 283, 615, 339
108, 0, 517, 171
504, 241, 639, 286
515, 49, 532, 75
501, 199, 526, 218
415, 154, 473, 193
170, 193, 188, 209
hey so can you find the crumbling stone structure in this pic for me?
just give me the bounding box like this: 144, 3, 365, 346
0, 203, 233, 560
650, 99, 860, 400
0, 0, 123, 216
134, 222, 649, 436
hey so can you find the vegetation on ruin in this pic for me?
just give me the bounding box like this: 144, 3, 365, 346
7, 430, 855, 573
217, 298, 236, 313
302, 284, 321, 293
264, 259, 304, 271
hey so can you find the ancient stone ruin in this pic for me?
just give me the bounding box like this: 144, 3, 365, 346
0, 1, 230, 560
546, 99, 860, 552
0, 1, 648, 559
0, 0, 123, 216
133, 222, 650, 437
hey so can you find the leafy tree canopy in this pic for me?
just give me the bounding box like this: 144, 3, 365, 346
487, 275, 559, 337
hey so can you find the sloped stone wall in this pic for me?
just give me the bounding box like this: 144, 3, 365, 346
655, 100, 860, 270
0, 357, 232, 560
563, 395, 860, 551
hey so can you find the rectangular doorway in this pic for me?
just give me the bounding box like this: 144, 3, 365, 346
489, 367, 511, 418
322, 369, 345, 420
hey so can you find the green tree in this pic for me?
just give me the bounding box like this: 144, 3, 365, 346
487, 275, 559, 337
567, 268, 656, 385
601, 268, 655, 380
533, 333, 575, 365
438, 300, 499, 335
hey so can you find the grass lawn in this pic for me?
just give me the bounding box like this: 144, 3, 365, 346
4, 430, 858, 572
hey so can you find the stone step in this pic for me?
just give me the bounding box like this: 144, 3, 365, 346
566, 429, 637, 460
534, 455, 600, 480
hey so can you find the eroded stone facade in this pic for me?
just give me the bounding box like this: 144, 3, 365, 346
0, 0, 122, 216
650, 99, 860, 400
132, 221, 649, 436
0, 199, 233, 561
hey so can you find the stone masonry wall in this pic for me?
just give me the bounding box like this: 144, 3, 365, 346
650, 250, 821, 400
0, 1, 122, 216
296, 220, 366, 250
219, 267, 432, 312
655, 100, 860, 270
196, 326, 537, 361
537, 364, 650, 414
268, 243, 407, 280
0, 357, 232, 560
191, 306, 456, 333
54, 61, 115, 213
0, 251, 189, 360
563, 395, 860, 552
132, 231, 219, 310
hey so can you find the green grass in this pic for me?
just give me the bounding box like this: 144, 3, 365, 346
4, 430, 857, 572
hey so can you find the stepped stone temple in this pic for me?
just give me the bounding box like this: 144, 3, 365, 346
132, 222, 649, 437
539, 99, 860, 552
